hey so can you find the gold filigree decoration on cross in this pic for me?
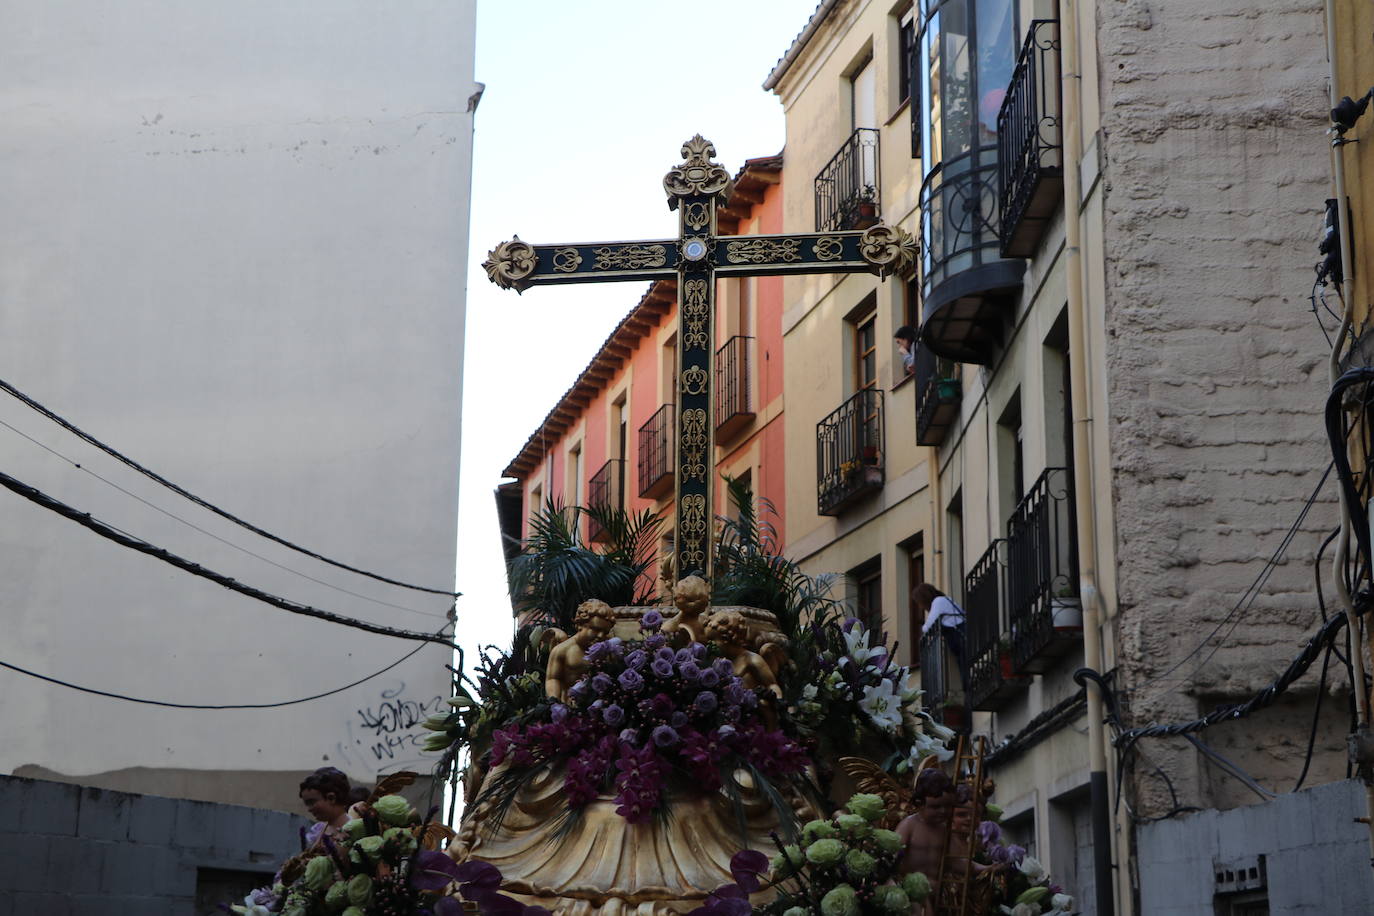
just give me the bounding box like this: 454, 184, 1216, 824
726, 238, 802, 265
680, 408, 708, 482
552, 247, 583, 272
680, 366, 708, 396
682, 278, 709, 350
481, 237, 537, 291
814, 236, 843, 261
593, 244, 668, 271
664, 135, 731, 205
679, 494, 707, 572
683, 201, 710, 231
858, 224, 918, 278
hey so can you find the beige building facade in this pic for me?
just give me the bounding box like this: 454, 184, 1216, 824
769, 0, 1361, 911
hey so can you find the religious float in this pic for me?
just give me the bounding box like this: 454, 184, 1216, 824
224, 139, 1072, 916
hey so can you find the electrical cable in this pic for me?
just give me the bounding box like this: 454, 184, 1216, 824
0, 376, 460, 598
1183, 734, 1276, 800
1123, 462, 1332, 698
0, 417, 448, 621
1292, 641, 1333, 792
1116, 612, 1348, 751
0, 468, 459, 650
0, 634, 440, 709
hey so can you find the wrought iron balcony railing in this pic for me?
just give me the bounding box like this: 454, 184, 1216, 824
914, 344, 961, 446
918, 151, 1025, 365
920, 627, 965, 731
815, 128, 881, 233
816, 388, 884, 517
586, 458, 624, 543
714, 335, 754, 442
1007, 466, 1080, 674
965, 540, 1029, 710
997, 20, 1063, 258
637, 404, 674, 500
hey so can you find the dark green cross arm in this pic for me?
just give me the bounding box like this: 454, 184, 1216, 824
482, 135, 916, 588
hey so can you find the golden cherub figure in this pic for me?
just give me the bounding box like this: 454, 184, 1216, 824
662, 574, 710, 645
704, 610, 780, 698
543, 598, 615, 702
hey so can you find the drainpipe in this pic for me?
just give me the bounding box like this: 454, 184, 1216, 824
1058, 3, 1117, 914
1323, 0, 1374, 866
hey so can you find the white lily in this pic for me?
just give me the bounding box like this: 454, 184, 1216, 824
1051, 893, 1073, 912
1018, 854, 1047, 883
859, 679, 903, 732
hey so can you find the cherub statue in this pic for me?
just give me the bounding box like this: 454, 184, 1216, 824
543, 598, 615, 702
704, 610, 780, 699
896, 767, 962, 897
662, 574, 710, 645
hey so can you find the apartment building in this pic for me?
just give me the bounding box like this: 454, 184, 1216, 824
768, 0, 1368, 911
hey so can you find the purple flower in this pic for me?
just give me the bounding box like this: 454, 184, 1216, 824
618, 669, 645, 694
603, 704, 625, 727
586, 639, 622, 663
590, 699, 605, 710
592, 673, 613, 695
550, 704, 569, 723
694, 690, 719, 713
652, 725, 681, 747
976, 820, 1001, 848
649, 693, 676, 717
651, 658, 674, 679
1006, 844, 1027, 865
644, 634, 667, 651
678, 660, 702, 682
618, 728, 640, 743
699, 668, 721, 688
625, 649, 647, 670
715, 724, 737, 740
691, 643, 707, 659
655, 646, 675, 662
712, 658, 734, 677
675, 648, 695, 664
641, 609, 664, 631
569, 680, 589, 701
671, 710, 689, 729
725, 680, 748, 706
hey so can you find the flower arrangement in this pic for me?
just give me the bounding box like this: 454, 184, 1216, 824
229, 796, 463, 916
787, 620, 954, 777
972, 812, 1073, 916
693, 792, 925, 916
480, 611, 810, 824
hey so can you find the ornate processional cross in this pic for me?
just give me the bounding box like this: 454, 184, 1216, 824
483, 136, 915, 583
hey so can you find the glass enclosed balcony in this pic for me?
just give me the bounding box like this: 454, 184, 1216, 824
916, 0, 1026, 365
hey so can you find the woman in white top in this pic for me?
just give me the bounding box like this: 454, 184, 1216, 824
915, 583, 969, 706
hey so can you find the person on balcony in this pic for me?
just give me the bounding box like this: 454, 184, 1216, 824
915, 583, 968, 695
894, 325, 918, 377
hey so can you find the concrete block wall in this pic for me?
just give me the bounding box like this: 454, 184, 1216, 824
1096, 0, 1349, 813
1136, 778, 1374, 914
0, 774, 307, 915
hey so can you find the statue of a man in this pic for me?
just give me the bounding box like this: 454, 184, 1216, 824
544, 599, 615, 702
663, 575, 710, 645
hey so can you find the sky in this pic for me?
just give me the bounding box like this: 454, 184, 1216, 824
453, 1, 824, 660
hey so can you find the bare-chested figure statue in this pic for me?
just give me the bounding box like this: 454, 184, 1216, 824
704, 610, 781, 698
544, 599, 615, 702
662, 575, 710, 645
896, 768, 962, 914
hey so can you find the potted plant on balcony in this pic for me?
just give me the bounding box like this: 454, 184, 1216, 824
936, 376, 961, 402
1051, 585, 1082, 629
854, 185, 878, 228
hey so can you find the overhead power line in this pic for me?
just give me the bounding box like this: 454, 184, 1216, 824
0, 469, 459, 651
0, 416, 447, 621
0, 636, 439, 709
0, 376, 460, 598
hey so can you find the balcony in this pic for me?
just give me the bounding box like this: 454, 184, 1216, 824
815, 128, 881, 233
965, 540, 1029, 711
714, 335, 755, 443
914, 344, 961, 446
637, 404, 674, 500
816, 388, 884, 517
586, 458, 624, 543
1007, 467, 1080, 674
920, 627, 966, 731
997, 20, 1063, 258
919, 152, 1026, 365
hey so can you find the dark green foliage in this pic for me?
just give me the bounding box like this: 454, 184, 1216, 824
506, 498, 662, 632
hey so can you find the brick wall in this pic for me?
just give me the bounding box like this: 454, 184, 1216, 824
1097, 0, 1348, 814
0, 775, 307, 915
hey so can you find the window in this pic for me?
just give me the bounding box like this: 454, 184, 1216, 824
946, 489, 964, 602
568, 444, 584, 510
529, 484, 543, 528
997, 391, 1024, 523
850, 557, 884, 641
903, 533, 926, 664
851, 52, 877, 132
898, 8, 916, 107
855, 311, 879, 392
904, 276, 920, 329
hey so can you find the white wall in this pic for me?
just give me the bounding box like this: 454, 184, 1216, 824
0, 0, 477, 810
